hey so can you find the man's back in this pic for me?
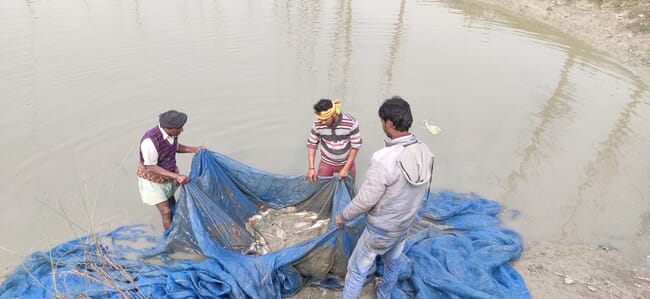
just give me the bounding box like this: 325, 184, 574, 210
343, 134, 433, 236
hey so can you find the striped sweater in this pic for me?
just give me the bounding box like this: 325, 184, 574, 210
307, 112, 362, 166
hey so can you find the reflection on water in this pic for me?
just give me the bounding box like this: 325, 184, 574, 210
563, 78, 648, 237
1, 0, 649, 280
329, 0, 353, 96
381, 0, 406, 97
500, 46, 577, 205
452, 1, 650, 258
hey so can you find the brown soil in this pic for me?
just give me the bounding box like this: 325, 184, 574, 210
473, 0, 650, 81
513, 241, 650, 298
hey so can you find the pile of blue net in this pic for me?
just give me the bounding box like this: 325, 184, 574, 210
0, 150, 530, 298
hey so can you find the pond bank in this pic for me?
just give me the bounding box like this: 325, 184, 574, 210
472, 0, 650, 81
469, 0, 650, 297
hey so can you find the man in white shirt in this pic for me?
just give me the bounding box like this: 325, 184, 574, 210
137, 110, 203, 230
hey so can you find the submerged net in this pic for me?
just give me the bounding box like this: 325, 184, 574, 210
0, 150, 530, 298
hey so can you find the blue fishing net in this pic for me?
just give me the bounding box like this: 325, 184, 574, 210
0, 150, 530, 298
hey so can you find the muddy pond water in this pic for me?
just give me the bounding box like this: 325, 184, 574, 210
1, 0, 649, 279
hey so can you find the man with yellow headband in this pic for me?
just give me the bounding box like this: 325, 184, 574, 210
305, 99, 362, 183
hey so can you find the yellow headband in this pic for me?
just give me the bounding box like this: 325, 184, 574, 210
315, 99, 341, 120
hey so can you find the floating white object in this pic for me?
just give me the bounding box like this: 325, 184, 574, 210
423, 120, 441, 135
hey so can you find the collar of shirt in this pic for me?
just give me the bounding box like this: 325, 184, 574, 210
384, 134, 414, 147
158, 125, 175, 144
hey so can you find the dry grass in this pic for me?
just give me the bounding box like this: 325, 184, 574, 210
67, 235, 141, 298
19, 175, 146, 298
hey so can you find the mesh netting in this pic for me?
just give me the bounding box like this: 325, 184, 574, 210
0, 150, 530, 298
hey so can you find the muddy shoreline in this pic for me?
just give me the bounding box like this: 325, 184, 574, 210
466, 1, 650, 298
471, 0, 650, 82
